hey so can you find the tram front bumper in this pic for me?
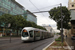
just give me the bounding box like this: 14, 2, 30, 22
21, 37, 30, 41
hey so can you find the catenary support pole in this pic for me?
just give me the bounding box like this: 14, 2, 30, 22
60, 3, 63, 43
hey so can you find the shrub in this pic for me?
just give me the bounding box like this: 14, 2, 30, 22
55, 36, 64, 41
55, 38, 61, 41
55, 36, 61, 41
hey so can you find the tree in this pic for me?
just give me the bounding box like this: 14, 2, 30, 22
0, 14, 26, 36
13, 15, 26, 36
49, 6, 71, 30
0, 14, 46, 36
0, 14, 14, 28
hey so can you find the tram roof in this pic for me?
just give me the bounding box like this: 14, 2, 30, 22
23, 27, 46, 32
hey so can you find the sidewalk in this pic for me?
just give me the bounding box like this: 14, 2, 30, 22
0, 37, 21, 40
0, 37, 21, 46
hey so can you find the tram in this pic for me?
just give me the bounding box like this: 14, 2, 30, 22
21, 27, 54, 42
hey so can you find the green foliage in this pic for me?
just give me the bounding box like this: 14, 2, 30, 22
0, 14, 47, 36
0, 14, 46, 30
56, 33, 61, 35
55, 36, 61, 41
55, 39, 61, 41
49, 6, 71, 30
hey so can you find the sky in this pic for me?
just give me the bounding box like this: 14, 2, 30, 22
16, 0, 68, 33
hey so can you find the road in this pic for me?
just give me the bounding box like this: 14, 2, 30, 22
65, 36, 75, 50
0, 35, 59, 50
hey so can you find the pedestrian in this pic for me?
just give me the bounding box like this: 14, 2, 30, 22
66, 35, 67, 37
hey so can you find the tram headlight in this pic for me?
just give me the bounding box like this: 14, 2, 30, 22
26, 37, 29, 39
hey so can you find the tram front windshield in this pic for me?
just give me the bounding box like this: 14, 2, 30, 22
22, 30, 29, 37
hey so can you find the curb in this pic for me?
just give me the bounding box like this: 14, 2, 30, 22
65, 41, 72, 50
64, 37, 72, 50
43, 41, 55, 50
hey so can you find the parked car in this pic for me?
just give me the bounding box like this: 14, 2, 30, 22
71, 36, 75, 40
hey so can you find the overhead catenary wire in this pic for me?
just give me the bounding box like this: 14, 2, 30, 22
32, 10, 58, 13
29, 0, 60, 14
28, 0, 60, 26
29, 0, 44, 16
29, 0, 40, 11
32, 4, 60, 11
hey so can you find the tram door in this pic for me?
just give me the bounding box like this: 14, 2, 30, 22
29, 30, 33, 38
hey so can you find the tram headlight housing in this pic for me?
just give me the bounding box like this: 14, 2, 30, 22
26, 37, 29, 39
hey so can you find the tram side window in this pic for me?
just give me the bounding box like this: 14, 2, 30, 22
34, 31, 40, 37
29, 30, 33, 37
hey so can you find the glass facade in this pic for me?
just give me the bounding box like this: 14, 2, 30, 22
27, 14, 37, 24
0, 0, 25, 17
26, 10, 37, 24
0, 0, 37, 24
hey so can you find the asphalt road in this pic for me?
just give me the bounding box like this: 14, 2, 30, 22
0, 35, 58, 50
0, 37, 54, 50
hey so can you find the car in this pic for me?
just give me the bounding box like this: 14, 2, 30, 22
71, 36, 75, 40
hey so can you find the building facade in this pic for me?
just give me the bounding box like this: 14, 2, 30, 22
0, 0, 37, 24
68, 0, 75, 10
64, 0, 75, 37
68, 0, 75, 20
26, 10, 37, 24
0, 0, 26, 36
0, 0, 26, 18
68, 0, 75, 29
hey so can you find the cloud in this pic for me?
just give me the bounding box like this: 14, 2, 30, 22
36, 14, 57, 28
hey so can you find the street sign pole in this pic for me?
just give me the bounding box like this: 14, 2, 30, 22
8, 23, 12, 43
10, 32, 11, 43
10, 29, 12, 43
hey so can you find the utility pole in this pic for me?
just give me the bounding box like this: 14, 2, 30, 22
60, 3, 63, 43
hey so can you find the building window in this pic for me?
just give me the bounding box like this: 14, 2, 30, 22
73, 27, 75, 29
72, 0, 74, 2
72, 5, 74, 7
